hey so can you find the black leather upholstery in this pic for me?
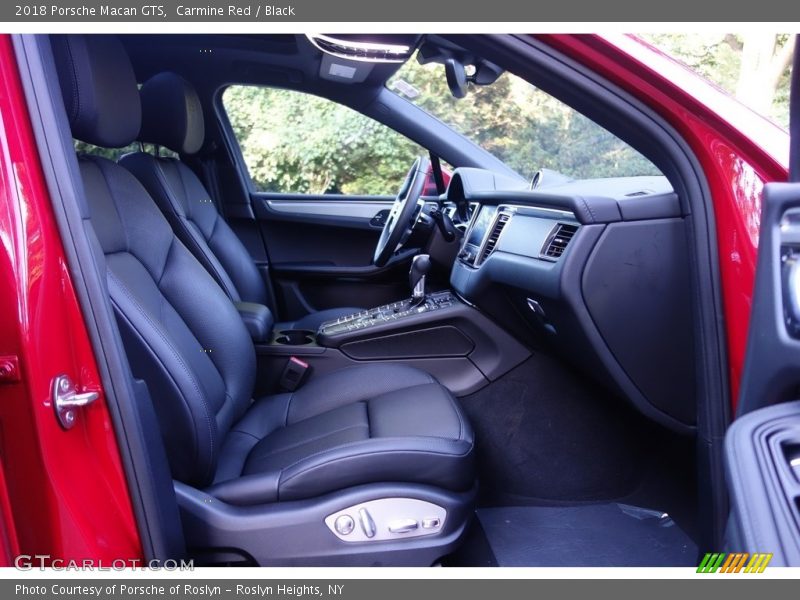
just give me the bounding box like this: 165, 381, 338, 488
80, 155, 256, 485
208, 364, 473, 505
138, 72, 205, 155
120, 72, 363, 329
235, 302, 274, 343
51, 35, 140, 148
53, 35, 474, 506
121, 151, 269, 305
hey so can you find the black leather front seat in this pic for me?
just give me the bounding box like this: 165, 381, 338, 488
51, 34, 474, 566
119, 72, 362, 332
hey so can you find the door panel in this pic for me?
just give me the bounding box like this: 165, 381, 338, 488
219, 84, 445, 321
724, 37, 800, 566
254, 192, 391, 265
264, 197, 394, 222
252, 192, 411, 319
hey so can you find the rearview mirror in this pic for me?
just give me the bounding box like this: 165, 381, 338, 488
444, 59, 467, 99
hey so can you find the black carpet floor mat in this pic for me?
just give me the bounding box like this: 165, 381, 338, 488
476, 503, 698, 567
460, 353, 671, 503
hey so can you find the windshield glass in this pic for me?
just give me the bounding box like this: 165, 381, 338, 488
388, 53, 661, 182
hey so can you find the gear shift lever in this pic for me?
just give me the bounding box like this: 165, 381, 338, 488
409, 254, 431, 305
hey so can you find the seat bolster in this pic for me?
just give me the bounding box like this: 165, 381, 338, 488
286, 364, 437, 424
230, 393, 292, 439
212, 393, 292, 483
277, 437, 475, 503
213, 431, 260, 484
207, 438, 473, 507
205, 470, 281, 505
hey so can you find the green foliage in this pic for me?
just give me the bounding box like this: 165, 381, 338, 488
224, 86, 421, 195
641, 33, 792, 128
224, 58, 661, 195
390, 59, 659, 181
642, 33, 743, 91
73, 140, 140, 161
73, 141, 177, 161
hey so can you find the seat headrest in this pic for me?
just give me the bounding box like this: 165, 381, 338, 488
138, 72, 205, 155
51, 35, 141, 148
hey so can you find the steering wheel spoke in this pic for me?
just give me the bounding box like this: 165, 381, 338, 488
373, 156, 431, 267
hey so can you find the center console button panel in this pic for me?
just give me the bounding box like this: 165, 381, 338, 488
318, 291, 456, 337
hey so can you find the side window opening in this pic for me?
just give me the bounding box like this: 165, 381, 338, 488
223, 85, 426, 196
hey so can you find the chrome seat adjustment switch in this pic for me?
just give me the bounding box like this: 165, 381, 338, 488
334, 515, 355, 536
359, 508, 376, 538
325, 498, 446, 543
388, 518, 419, 534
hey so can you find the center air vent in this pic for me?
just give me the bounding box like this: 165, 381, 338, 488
477, 212, 511, 265
542, 223, 579, 259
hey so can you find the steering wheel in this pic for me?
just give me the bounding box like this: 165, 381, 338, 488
373, 156, 431, 267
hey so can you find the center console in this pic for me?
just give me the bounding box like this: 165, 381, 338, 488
252, 254, 530, 398
317, 291, 456, 342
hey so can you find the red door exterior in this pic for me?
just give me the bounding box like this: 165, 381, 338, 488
0, 34, 142, 566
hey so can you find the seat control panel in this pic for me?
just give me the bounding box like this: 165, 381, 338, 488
325, 498, 446, 543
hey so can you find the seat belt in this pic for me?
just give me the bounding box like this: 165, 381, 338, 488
429, 150, 446, 195
195, 141, 225, 218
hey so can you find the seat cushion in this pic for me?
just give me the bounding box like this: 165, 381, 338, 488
207, 364, 474, 505
277, 306, 363, 332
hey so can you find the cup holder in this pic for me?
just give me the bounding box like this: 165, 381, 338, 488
275, 329, 315, 345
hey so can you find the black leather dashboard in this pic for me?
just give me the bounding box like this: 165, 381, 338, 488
447, 168, 696, 432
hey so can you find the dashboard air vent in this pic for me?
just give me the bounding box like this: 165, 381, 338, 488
543, 223, 579, 259
477, 212, 511, 265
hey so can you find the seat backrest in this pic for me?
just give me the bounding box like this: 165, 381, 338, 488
51, 35, 256, 487
120, 72, 269, 306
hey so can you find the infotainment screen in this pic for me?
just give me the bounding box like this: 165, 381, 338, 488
466, 206, 497, 248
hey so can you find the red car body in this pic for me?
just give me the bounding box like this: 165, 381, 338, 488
0, 33, 789, 564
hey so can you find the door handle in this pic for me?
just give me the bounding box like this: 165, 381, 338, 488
369, 209, 390, 228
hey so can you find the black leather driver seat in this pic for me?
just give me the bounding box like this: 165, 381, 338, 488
51, 34, 474, 566
119, 71, 361, 331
